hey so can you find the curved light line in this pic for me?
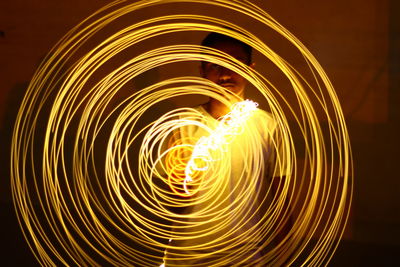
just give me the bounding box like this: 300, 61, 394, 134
10, 0, 353, 266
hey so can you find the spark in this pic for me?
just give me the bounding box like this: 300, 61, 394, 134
183, 100, 258, 195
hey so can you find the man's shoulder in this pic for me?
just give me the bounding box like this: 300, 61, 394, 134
253, 108, 275, 124
253, 108, 273, 119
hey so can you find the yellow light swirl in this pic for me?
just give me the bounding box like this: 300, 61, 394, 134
183, 100, 258, 195
10, 0, 353, 266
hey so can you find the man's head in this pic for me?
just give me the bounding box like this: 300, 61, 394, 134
200, 32, 254, 97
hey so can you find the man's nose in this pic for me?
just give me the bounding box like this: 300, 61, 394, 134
218, 66, 234, 78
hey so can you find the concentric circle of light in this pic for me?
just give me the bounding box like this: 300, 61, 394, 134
11, 0, 353, 266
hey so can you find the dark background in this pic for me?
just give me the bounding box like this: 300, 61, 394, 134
1, 0, 399, 266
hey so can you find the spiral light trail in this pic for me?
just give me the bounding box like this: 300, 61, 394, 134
11, 0, 352, 266
181, 100, 258, 195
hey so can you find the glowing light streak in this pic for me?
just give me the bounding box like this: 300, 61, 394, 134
10, 0, 353, 266
183, 100, 258, 195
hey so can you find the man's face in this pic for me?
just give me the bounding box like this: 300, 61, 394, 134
200, 41, 253, 98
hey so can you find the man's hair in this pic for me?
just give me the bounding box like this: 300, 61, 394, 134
201, 32, 253, 66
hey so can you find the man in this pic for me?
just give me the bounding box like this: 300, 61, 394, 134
163, 32, 289, 266
198, 32, 255, 119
